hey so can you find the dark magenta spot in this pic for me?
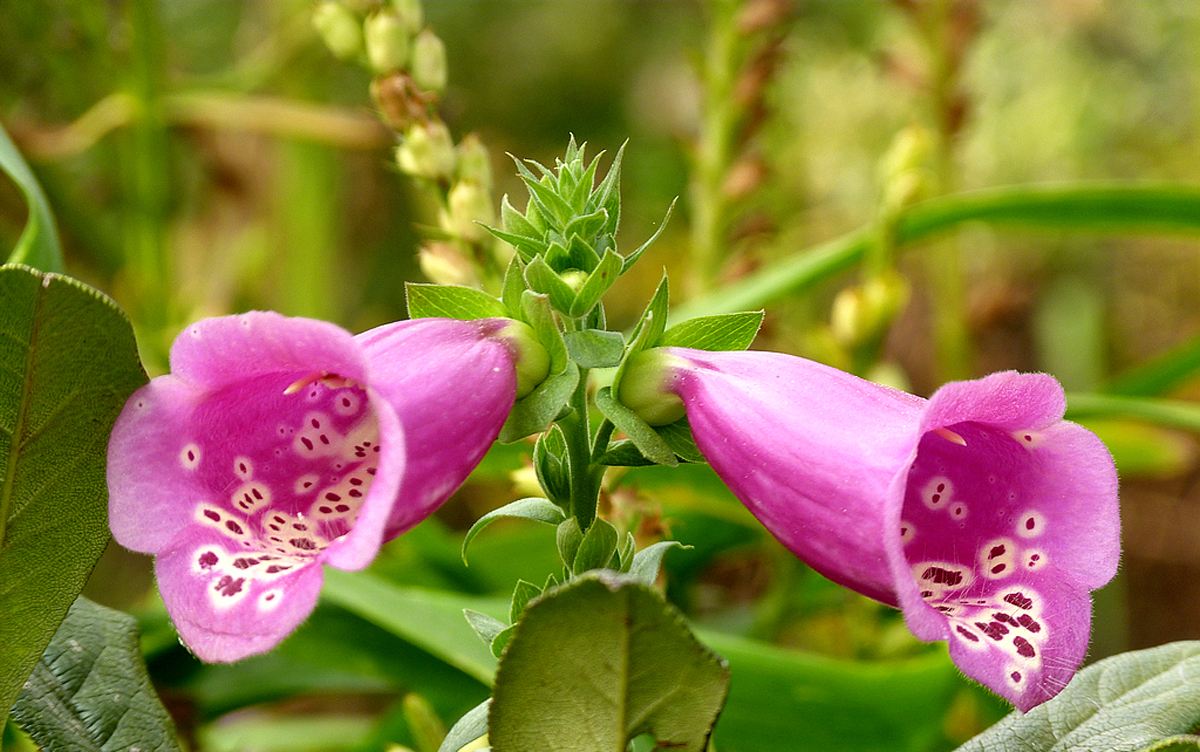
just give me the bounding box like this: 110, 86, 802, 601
319, 506, 333, 514
1023, 434, 1033, 442
349, 477, 363, 486
301, 437, 314, 450
931, 493, 941, 503
252, 488, 264, 500
921, 566, 963, 586
1004, 592, 1033, 610
215, 576, 245, 597
225, 520, 244, 534
290, 538, 317, 551
187, 450, 196, 461
311, 418, 321, 428
204, 510, 220, 522
233, 557, 258, 569
991, 563, 1007, 574
1025, 517, 1036, 530
1017, 614, 1041, 633
977, 621, 1009, 640
367, 468, 377, 475
349, 489, 362, 498
198, 552, 218, 569
1013, 636, 1036, 658
1011, 671, 1021, 683
293, 523, 308, 531
988, 544, 1007, 559
325, 493, 341, 501
265, 593, 276, 601
335, 504, 350, 513
993, 612, 1016, 625
319, 434, 330, 445
956, 626, 979, 642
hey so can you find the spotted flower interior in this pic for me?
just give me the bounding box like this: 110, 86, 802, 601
900, 421, 1091, 709
174, 372, 381, 615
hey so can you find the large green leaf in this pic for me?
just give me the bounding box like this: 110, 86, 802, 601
489, 573, 730, 752
956, 641, 1200, 752
0, 123, 63, 273
0, 265, 147, 716
11, 596, 181, 751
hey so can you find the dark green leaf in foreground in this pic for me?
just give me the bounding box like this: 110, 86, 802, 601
11, 596, 181, 751
0, 123, 63, 273
956, 641, 1200, 752
489, 573, 730, 752
0, 265, 147, 716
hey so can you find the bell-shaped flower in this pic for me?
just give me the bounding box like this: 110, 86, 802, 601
108, 313, 545, 662
618, 348, 1119, 711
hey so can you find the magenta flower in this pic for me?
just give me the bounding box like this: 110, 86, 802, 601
108, 313, 537, 661
620, 349, 1120, 710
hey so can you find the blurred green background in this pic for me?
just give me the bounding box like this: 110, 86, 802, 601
3, 1, 1200, 750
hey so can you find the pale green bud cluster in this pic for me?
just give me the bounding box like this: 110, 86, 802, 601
411, 30, 448, 92
830, 271, 910, 349
312, 1, 363, 61
365, 12, 410, 74
396, 121, 456, 180
313, 0, 447, 95
878, 125, 932, 215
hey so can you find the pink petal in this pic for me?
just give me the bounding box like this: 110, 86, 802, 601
357, 318, 519, 537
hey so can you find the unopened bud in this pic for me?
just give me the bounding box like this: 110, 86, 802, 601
390, 0, 423, 33
365, 12, 410, 73
418, 242, 479, 287
878, 125, 932, 211
396, 121, 455, 180
497, 321, 551, 399
456, 134, 492, 188
616, 349, 687, 426
313, 2, 363, 61
560, 270, 587, 293
411, 29, 448, 92
830, 273, 910, 348
441, 181, 494, 243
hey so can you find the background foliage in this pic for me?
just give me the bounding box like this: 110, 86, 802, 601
3, 1, 1200, 750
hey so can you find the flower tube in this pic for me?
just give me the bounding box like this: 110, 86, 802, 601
108, 313, 544, 661
618, 348, 1119, 710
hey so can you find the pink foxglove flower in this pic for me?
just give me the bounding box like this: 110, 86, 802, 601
620, 349, 1119, 710
108, 313, 543, 661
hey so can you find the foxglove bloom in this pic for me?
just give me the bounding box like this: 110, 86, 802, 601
109, 313, 543, 661
620, 349, 1119, 710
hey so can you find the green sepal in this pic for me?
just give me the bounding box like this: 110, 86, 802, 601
509, 580, 542, 623
612, 274, 669, 396
629, 541, 689, 585
565, 233, 602, 272
618, 532, 637, 572
405, 282, 508, 320
570, 249, 623, 317
660, 310, 764, 351
524, 256, 577, 313
556, 518, 583, 571
598, 440, 656, 468
516, 164, 573, 226
621, 197, 677, 274
498, 362, 579, 443
438, 699, 490, 752
500, 193, 540, 238
564, 329, 625, 368
520, 291, 568, 372
592, 141, 625, 238
657, 418, 706, 464
533, 426, 571, 505
461, 497, 565, 563
563, 208, 610, 249
595, 387, 678, 467
490, 624, 517, 658
487, 224, 542, 262
501, 256, 526, 318
572, 518, 620, 574
463, 608, 508, 646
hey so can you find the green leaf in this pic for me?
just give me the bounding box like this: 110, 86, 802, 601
463, 609, 508, 646
439, 699, 491, 752
489, 573, 729, 752
556, 518, 583, 567
462, 497, 565, 563
956, 641, 1200, 752
1140, 737, 1200, 752
498, 362, 579, 443
598, 439, 656, 467
523, 257, 577, 313
520, 291, 568, 373
660, 311, 764, 352
533, 426, 570, 503
406, 283, 508, 320
321, 569, 500, 685
657, 419, 706, 464
569, 249, 623, 316
490, 625, 516, 659
594, 387, 678, 467
501, 257, 525, 318
564, 329, 625, 368
485, 224, 543, 262
571, 518, 619, 574
629, 541, 688, 585
0, 124, 63, 273
0, 266, 147, 716
11, 597, 181, 751
509, 579, 541, 622
591, 141, 625, 237
621, 197, 676, 274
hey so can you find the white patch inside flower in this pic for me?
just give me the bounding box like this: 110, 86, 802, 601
913, 561, 973, 597
1012, 429, 1045, 449
899, 522, 916, 544
921, 476, 952, 510
293, 473, 320, 494
258, 589, 284, 612
1016, 510, 1046, 539
980, 537, 1016, 580
180, 443, 202, 471
233, 456, 254, 480
1022, 549, 1048, 572
208, 574, 251, 610
949, 501, 968, 520
231, 482, 272, 514
333, 390, 361, 416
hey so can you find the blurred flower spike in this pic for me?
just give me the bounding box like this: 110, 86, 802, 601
619, 349, 1120, 711
108, 313, 547, 661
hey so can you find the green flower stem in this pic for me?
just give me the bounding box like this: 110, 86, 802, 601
1066, 393, 1200, 434
563, 365, 598, 531
673, 183, 1200, 322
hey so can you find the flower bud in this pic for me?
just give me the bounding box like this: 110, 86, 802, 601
396, 121, 456, 180
616, 349, 687, 426
418, 242, 479, 287
411, 29, 448, 93
560, 269, 588, 293
365, 12, 410, 73
496, 321, 551, 399
390, 0, 423, 33
312, 1, 363, 61
830, 273, 910, 348
456, 134, 492, 189
440, 180, 494, 243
